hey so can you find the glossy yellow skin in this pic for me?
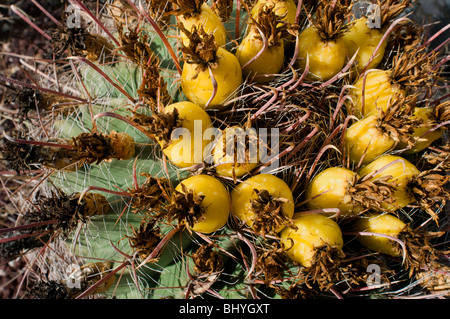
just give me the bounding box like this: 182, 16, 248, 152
280, 214, 344, 267
175, 175, 230, 234
213, 126, 259, 178
305, 167, 362, 216
355, 213, 407, 257
236, 27, 285, 83
342, 18, 387, 74
178, 3, 227, 48
158, 101, 212, 168
231, 174, 294, 233
250, 0, 297, 26
181, 47, 243, 110
358, 155, 420, 210
345, 115, 395, 164
349, 69, 404, 118
296, 26, 347, 81
396, 107, 443, 154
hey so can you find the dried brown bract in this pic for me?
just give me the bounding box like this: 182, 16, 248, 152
256, 242, 290, 286
130, 108, 182, 147
303, 243, 346, 291
309, 0, 353, 41
127, 218, 163, 261
170, 0, 205, 18
249, 5, 286, 47
347, 174, 398, 212
50, 16, 115, 63
0, 132, 40, 173
250, 189, 296, 236
212, 0, 234, 22
179, 24, 218, 74
70, 131, 135, 165
377, 94, 421, 148
393, 229, 447, 277
390, 45, 439, 90
26, 189, 109, 234
128, 173, 171, 212
192, 242, 223, 274
416, 264, 450, 296
162, 184, 206, 228
410, 169, 449, 222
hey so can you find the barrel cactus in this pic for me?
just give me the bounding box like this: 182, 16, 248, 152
0, 0, 449, 300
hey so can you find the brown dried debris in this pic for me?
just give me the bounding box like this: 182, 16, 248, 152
130, 107, 182, 147
162, 184, 206, 229
127, 218, 163, 262
303, 243, 346, 291
179, 24, 218, 73
70, 132, 113, 165
169, 0, 205, 18
377, 94, 422, 148
256, 242, 291, 286
390, 45, 439, 89
128, 173, 171, 212
422, 142, 450, 171
250, 189, 296, 236
50, 18, 115, 63
393, 229, 447, 278
192, 242, 223, 274
416, 264, 450, 296
0, 132, 40, 173
409, 169, 449, 222
69, 131, 135, 165
309, 0, 353, 41
378, 0, 416, 27
212, 0, 234, 22
249, 5, 286, 47
347, 174, 398, 212
116, 25, 172, 105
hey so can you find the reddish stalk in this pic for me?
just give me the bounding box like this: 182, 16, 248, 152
137, 225, 183, 268
69, 0, 120, 47
30, 0, 62, 27
241, 26, 269, 71
0, 75, 87, 103
346, 231, 407, 264
10, 5, 51, 41
204, 66, 218, 109
124, 0, 182, 76
236, 231, 257, 280
0, 219, 58, 235
93, 111, 154, 138
2, 132, 74, 150
68, 57, 136, 103
75, 260, 129, 299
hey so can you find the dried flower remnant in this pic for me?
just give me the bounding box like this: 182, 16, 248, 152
127, 218, 163, 262
409, 169, 449, 222
49, 17, 116, 63
212, 0, 234, 22
129, 108, 182, 148
256, 242, 290, 286
128, 173, 171, 213
162, 184, 206, 229
250, 189, 295, 236
70, 131, 136, 165
192, 242, 223, 274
